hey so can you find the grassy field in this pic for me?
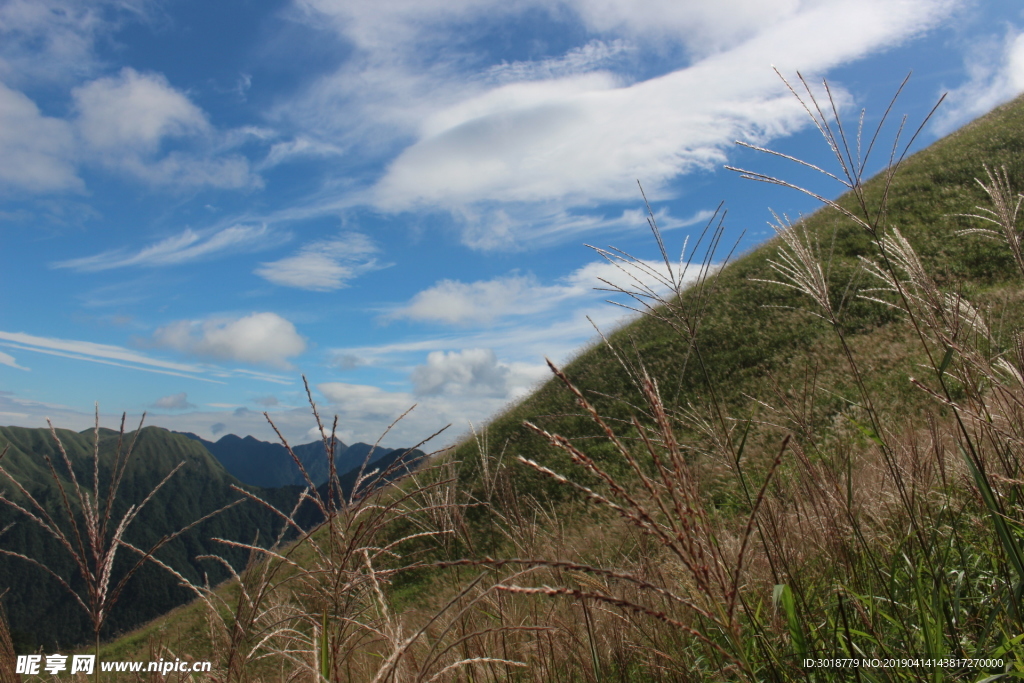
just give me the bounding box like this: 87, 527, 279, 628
7, 81, 1024, 681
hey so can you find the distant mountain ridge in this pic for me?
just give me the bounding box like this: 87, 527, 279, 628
178, 432, 396, 489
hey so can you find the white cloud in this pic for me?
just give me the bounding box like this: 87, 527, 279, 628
391, 274, 559, 326
0, 350, 28, 371
411, 348, 510, 396
0, 0, 149, 86
317, 382, 416, 418
454, 205, 714, 250
313, 379, 519, 446
255, 233, 381, 291
258, 136, 344, 169
407, 348, 548, 399
375, 0, 955, 214
0, 81, 80, 192
151, 312, 307, 369
0, 61, 258, 194
487, 39, 635, 84
0, 329, 219, 381
298, 0, 807, 56
74, 67, 210, 152
118, 151, 260, 189
53, 224, 279, 272
71, 67, 259, 188
152, 392, 195, 410
284, 0, 958, 248
390, 254, 705, 326
934, 29, 1024, 134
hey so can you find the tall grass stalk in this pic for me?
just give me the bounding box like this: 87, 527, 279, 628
174, 378, 547, 682
0, 407, 242, 668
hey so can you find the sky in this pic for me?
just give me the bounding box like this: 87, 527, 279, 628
1, 0, 1023, 448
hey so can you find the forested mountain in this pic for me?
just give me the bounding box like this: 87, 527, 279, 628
0, 423, 428, 650
0, 425, 303, 649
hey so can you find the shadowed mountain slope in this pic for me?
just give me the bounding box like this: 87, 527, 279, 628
0, 426, 305, 650
179, 432, 396, 489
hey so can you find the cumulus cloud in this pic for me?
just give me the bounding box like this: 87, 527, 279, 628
53, 224, 280, 272
69, 67, 258, 188
211, 422, 226, 435
410, 348, 510, 396
255, 233, 381, 291
151, 392, 195, 410
0, 61, 259, 194
0, 82, 80, 192
152, 312, 307, 369
74, 67, 210, 152
934, 30, 1024, 134
312, 378, 517, 446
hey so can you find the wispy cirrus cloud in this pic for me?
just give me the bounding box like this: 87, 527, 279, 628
0, 329, 295, 384
255, 232, 383, 291
282, 0, 960, 249
375, 0, 955, 212
52, 224, 283, 272
0, 329, 219, 382
388, 254, 704, 326
933, 28, 1024, 135
0, 0, 151, 87
0, 350, 29, 371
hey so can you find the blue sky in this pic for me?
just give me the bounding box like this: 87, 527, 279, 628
1, 0, 1022, 447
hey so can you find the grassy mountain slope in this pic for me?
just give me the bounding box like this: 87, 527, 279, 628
70, 92, 1024, 679
446, 92, 1024, 525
